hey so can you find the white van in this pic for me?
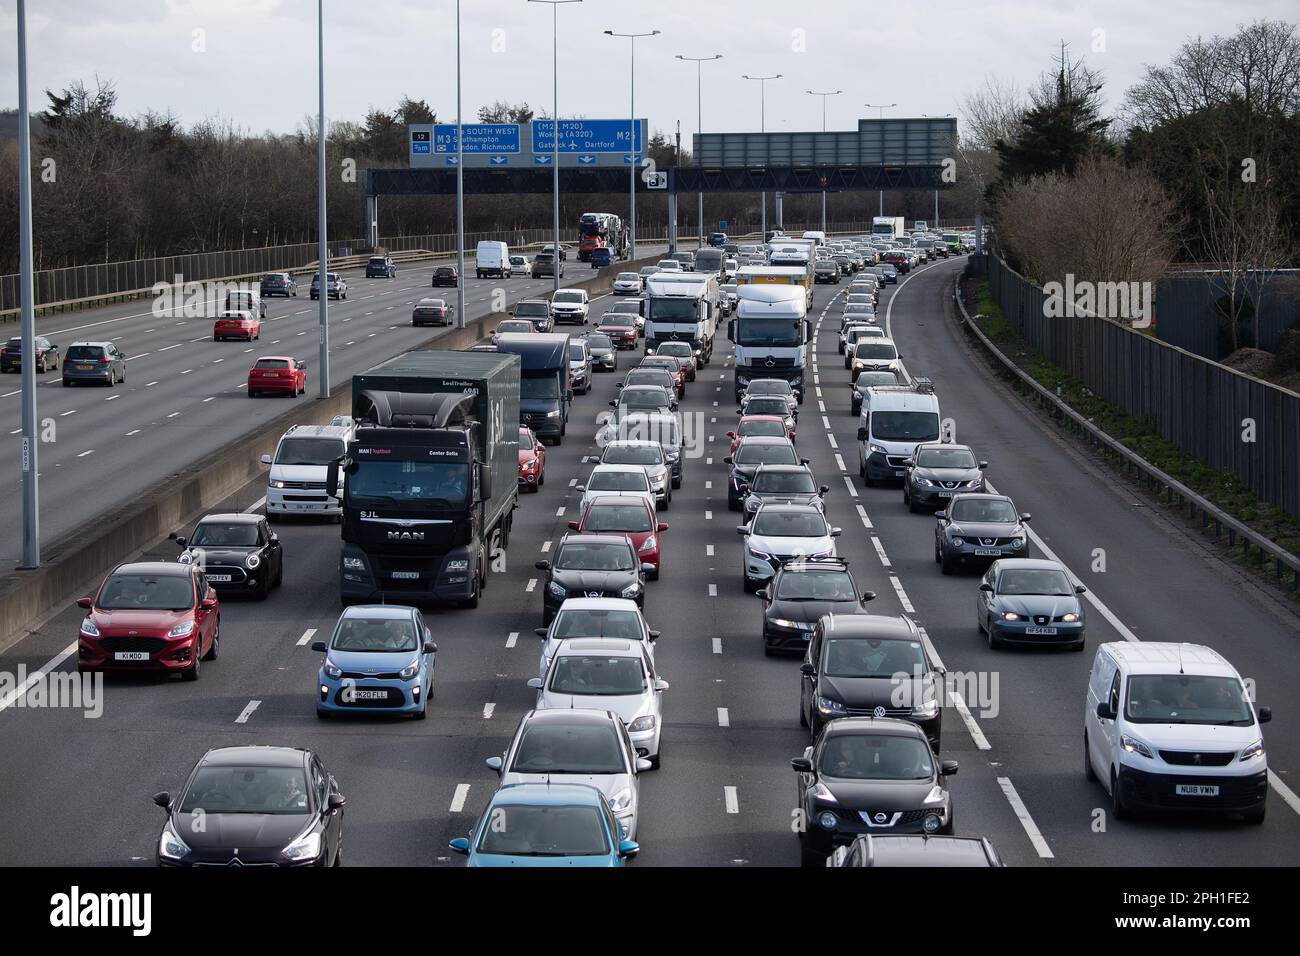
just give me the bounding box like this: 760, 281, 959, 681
260, 422, 355, 521
855, 380, 940, 485
476, 240, 510, 279
801, 230, 827, 247
225, 288, 265, 319
1085, 642, 1270, 822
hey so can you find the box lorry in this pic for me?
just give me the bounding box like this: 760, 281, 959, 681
643, 272, 719, 365
729, 284, 810, 403
871, 217, 907, 239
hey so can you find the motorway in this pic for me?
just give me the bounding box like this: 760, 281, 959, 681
0, 245, 670, 567
1, 254, 1297, 866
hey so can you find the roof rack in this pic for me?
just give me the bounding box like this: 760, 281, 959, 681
779, 555, 849, 567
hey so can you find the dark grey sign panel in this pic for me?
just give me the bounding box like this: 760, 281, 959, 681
694, 117, 957, 168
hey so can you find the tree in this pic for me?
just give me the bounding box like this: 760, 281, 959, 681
478, 100, 534, 124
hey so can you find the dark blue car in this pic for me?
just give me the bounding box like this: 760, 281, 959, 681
590, 247, 616, 268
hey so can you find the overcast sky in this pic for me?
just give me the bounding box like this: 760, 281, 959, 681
0, 0, 1293, 140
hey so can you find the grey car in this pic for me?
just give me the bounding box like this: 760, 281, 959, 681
850, 371, 904, 415
977, 559, 1087, 651
585, 332, 618, 371
934, 494, 1031, 574
63, 341, 126, 386
742, 463, 828, 522
903, 443, 987, 513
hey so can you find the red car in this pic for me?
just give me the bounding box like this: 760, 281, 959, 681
880, 252, 911, 274
568, 495, 668, 579
213, 310, 261, 342
727, 414, 795, 455
76, 562, 220, 680
597, 315, 639, 349
518, 426, 546, 492
247, 356, 306, 397
638, 356, 686, 396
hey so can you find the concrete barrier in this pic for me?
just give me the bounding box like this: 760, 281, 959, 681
0, 251, 665, 654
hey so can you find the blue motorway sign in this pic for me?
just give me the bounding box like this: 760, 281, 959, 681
432, 123, 521, 154
531, 119, 645, 154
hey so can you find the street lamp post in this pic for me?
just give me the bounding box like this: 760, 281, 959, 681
316, 0, 330, 399
607, 29, 660, 262
531, 0, 582, 295
16, 0, 39, 566
742, 74, 781, 239
806, 89, 842, 233
865, 102, 895, 218
455, 0, 465, 327
678, 53, 722, 248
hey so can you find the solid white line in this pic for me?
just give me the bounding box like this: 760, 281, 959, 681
855, 504, 872, 529
712, 638, 723, 654
723, 786, 739, 814
717, 707, 730, 728
506, 631, 519, 648
889, 575, 914, 613
708, 583, 718, 597
145, 381, 158, 388
297, 628, 317, 647
243, 496, 266, 514
449, 784, 471, 813
842, 476, 858, 498
482, 703, 496, 719
871, 536, 891, 567
525, 578, 537, 593
234, 700, 261, 724
997, 777, 1055, 859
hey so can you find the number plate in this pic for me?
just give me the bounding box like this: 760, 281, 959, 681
77, 364, 94, 370
207, 574, 233, 583
114, 652, 150, 661
1025, 626, 1057, 635
390, 571, 419, 580
938, 491, 955, 497
893, 471, 904, 478
1175, 784, 1220, 797
351, 690, 388, 700
974, 548, 1001, 556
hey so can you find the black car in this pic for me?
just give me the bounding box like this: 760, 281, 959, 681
535, 534, 652, 623
154, 746, 345, 867
792, 718, 958, 866
741, 463, 827, 522
725, 436, 804, 511
260, 272, 298, 297
827, 834, 1002, 868
585, 332, 618, 371
1, 335, 60, 373
903, 443, 987, 513
799, 614, 942, 747
756, 557, 875, 655
934, 493, 1030, 573
814, 261, 841, 284
431, 266, 458, 287
513, 299, 554, 332
173, 512, 283, 599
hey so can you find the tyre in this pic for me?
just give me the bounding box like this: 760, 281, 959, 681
203, 620, 220, 661
661, 493, 670, 512
1084, 732, 1097, 781
798, 701, 808, 728
986, 621, 1002, 649
940, 550, 954, 575
414, 700, 428, 720
255, 574, 270, 601
182, 642, 202, 681
743, 575, 756, 594
799, 839, 825, 868
1110, 769, 1129, 820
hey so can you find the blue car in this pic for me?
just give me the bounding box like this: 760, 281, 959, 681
312, 605, 436, 718
449, 783, 639, 867
590, 247, 616, 268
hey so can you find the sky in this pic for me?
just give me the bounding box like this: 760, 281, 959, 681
0, 0, 1293, 141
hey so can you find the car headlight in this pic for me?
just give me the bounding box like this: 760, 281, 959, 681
1060, 612, 1079, 623
245, 553, 261, 570
913, 477, 934, 487
446, 559, 469, 571
158, 823, 189, 861
282, 829, 323, 863
818, 811, 838, 830
816, 696, 847, 716
808, 549, 834, 560
868, 444, 887, 455
178, 550, 194, 564
608, 789, 634, 813
1000, 612, 1021, 622
923, 785, 947, 805
342, 556, 365, 571
1121, 735, 1153, 759
521, 459, 536, 471
273, 480, 286, 489
1239, 739, 1265, 762
628, 715, 656, 733
399, 660, 420, 680
911, 697, 940, 719
168, 619, 196, 638
323, 658, 343, 679
639, 535, 657, 553
773, 619, 814, 631
80, 618, 100, 638
545, 409, 561, 418
748, 547, 773, 561
664, 450, 680, 462
548, 581, 567, 598
621, 583, 641, 598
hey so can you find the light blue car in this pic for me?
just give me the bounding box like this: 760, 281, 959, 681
449, 783, 639, 867
312, 605, 436, 719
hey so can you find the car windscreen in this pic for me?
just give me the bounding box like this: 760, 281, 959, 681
824, 638, 925, 679
585, 334, 613, 350
870, 411, 939, 442
752, 510, 827, 537
603, 445, 662, 465
587, 471, 649, 493
349, 460, 468, 507
916, 447, 977, 469
1123, 675, 1254, 726
569, 344, 587, 360
657, 344, 692, 357
819, 734, 934, 780
617, 273, 638, 281
734, 317, 802, 347
775, 570, 856, 601
512, 722, 626, 776
996, 569, 1073, 596
617, 418, 679, 447
555, 541, 636, 570
275, 437, 345, 466
180, 765, 311, 815
739, 420, 787, 439
624, 372, 673, 390
601, 315, 635, 328
752, 471, 816, 494
498, 321, 532, 333
748, 381, 791, 396
857, 343, 898, 360
584, 503, 653, 533
331, 617, 418, 652
189, 523, 261, 548
97, 574, 193, 610
548, 655, 647, 697
647, 298, 699, 320
554, 291, 583, 303
951, 499, 1017, 523
736, 443, 796, 465
553, 609, 644, 641
744, 398, 791, 417
620, 392, 669, 410
475, 804, 609, 856
519, 430, 535, 450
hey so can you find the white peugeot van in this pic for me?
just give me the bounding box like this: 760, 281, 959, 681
475, 240, 510, 279
260, 422, 354, 521
855, 379, 940, 485
1085, 641, 1270, 823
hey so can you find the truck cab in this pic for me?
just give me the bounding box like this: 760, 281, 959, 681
493, 332, 573, 445
643, 273, 719, 367
729, 285, 810, 404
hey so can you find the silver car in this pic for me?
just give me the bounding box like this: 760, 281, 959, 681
534, 597, 659, 678
487, 706, 652, 840
598, 439, 671, 509
738, 503, 840, 591
529, 637, 667, 774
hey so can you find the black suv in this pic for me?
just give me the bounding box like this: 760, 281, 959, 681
725, 436, 804, 511
756, 557, 875, 656
431, 266, 458, 287
902, 442, 987, 513
512, 299, 554, 332
173, 512, 284, 600
534, 534, 653, 623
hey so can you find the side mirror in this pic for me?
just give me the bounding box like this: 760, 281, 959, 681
1075, 585, 1087, 594
648, 629, 661, 641
635, 758, 653, 773
485, 756, 503, 773
152, 791, 170, 809
790, 757, 813, 773
800, 663, 816, 676
940, 760, 959, 776
819, 484, 830, 495
618, 839, 640, 858
199, 597, 218, 610
567, 521, 580, 531
268, 533, 279, 544
736, 526, 750, 535
328, 793, 347, 810
423, 641, 437, 655
641, 563, 656, 574
856, 427, 867, 442
1020, 513, 1032, 522
534, 560, 551, 571
723, 457, 733, 465
534, 627, 548, 638
861, 591, 876, 602
1258, 706, 1272, 724
173, 536, 187, 548
902, 458, 915, 467
311, 640, 328, 653
259, 454, 272, 465
755, 589, 769, 600
448, 837, 470, 855
609, 400, 618, 407
478, 463, 493, 502
934, 512, 947, 520
726, 431, 736, 439
526, 678, 543, 690
657, 522, 669, 532
325, 461, 340, 499
979, 583, 994, 592
575, 485, 586, 493
1095, 701, 1115, 721
654, 678, 670, 691
978, 461, 988, 469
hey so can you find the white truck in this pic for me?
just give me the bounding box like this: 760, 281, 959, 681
729, 284, 810, 403
871, 217, 907, 239
643, 272, 720, 365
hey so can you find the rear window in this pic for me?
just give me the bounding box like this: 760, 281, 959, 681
254, 359, 290, 370
514, 302, 549, 317
67, 346, 106, 360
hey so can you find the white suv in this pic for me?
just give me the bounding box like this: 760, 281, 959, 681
1085, 641, 1270, 823
550, 288, 590, 325
260, 422, 354, 521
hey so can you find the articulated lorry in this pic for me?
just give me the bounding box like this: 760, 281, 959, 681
578, 212, 628, 262
872, 217, 906, 239
729, 284, 810, 403
643, 272, 719, 365
331, 350, 520, 607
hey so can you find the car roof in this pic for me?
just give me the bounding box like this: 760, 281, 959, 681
740, 415, 788, 424
553, 638, 640, 656
111, 561, 193, 577
752, 502, 823, 516
858, 835, 999, 867
556, 597, 641, 611
753, 463, 809, 473
279, 424, 350, 439
604, 439, 661, 449
201, 746, 308, 769
737, 435, 794, 446
991, 558, 1065, 571
255, 355, 296, 363
521, 708, 619, 727
819, 613, 917, 640
1101, 641, 1236, 676
823, 716, 927, 738
492, 782, 606, 807
338, 604, 417, 620
561, 532, 636, 546
195, 513, 262, 525
69, 340, 113, 348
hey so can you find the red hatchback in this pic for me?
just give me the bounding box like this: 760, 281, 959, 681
77, 562, 220, 680
569, 495, 668, 579
248, 356, 306, 397
727, 414, 795, 454
597, 315, 639, 349
214, 310, 261, 342
518, 426, 546, 492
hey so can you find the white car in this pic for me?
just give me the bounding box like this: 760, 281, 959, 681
487, 707, 651, 840
655, 259, 683, 272
840, 322, 882, 356
612, 272, 643, 296
737, 502, 840, 590
576, 464, 656, 514
529, 638, 668, 770
597, 440, 671, 509
508, 254, 531, 277
1085, 642, 1269, 823
550, 288, 589, 325
533, 597, 658, 680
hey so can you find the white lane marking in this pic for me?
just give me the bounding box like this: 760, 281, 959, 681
76, 449, 94, 458
705, 510, 713, 520
724, 786, 740, 814
449, 784, 471, 813
818, 400, 826, 413
842, 476, 858, 498
834, 453, 847, 472
244, 496, 266, 514
855, 504, 873, 529
482, 703, 496, 720
202, 396, 215, 403
0, 643, 77, 713
234, 700, 262, 724
541, 540, 551, 553
706, 457, 713, 466
157, 343, 182, 352
997, 777, 1055, 859
212, 358, 224, 363
717, 707, 730, 728
870, 536, 891, 567
827, 433, 837, 449
145, 381, 158, 388
167, 411, 180, 419
297, 628, 316, 647
125, 429, 140, 436
708, 583, 718, 597
104, 394, 119, 402
712, 638, 722, 654
188, 336, 206, 343
704, 479, 713, 489
568, 478, 577, 487
59, 409, 76, 417
506, 631, 519, 648
949, 691, 992, 751
525, 578, 538, 593
889, 575, 914, 612
554, 506, 565, 517
706, 544, 715, 557
821, 415, 831, 430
